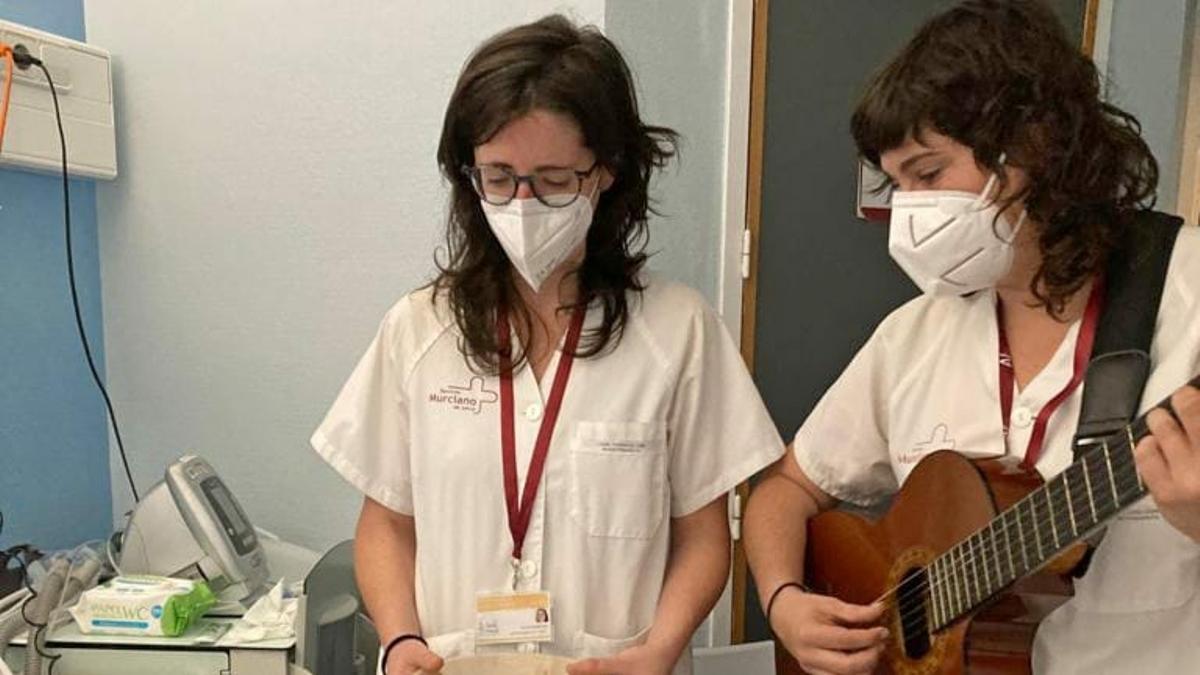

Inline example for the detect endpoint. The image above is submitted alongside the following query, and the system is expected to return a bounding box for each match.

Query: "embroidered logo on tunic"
[428,376,498,415]
[898,423,956,463]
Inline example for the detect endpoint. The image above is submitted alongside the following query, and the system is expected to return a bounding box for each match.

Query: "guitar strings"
[880,438,1147,634]
[869,384,1193,638]
[888,445,1142,621]
[884,426,1143,613]
[889,457,1145,637]
[891,458,1147,641]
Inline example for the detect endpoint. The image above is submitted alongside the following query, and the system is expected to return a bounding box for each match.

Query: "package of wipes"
[70,575,215,637]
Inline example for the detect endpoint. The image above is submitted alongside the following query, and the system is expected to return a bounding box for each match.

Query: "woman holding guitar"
[745,1,1200,673]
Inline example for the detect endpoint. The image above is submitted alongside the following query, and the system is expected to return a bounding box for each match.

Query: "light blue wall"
[0,0,111,550]
[605,0,729,304]
[1105,0,1194,209]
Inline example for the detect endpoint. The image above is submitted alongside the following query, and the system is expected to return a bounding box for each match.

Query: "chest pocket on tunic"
[1071,498,1200,613]
[569,421,667,539]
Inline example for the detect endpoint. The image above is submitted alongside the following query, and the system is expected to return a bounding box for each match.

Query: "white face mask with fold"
[482,185,597,292]
[887,161,1027,296]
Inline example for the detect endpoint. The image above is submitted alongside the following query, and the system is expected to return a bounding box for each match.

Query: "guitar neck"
[927,374,1200,631]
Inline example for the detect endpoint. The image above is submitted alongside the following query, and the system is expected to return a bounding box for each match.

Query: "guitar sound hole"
[896,566,932,660]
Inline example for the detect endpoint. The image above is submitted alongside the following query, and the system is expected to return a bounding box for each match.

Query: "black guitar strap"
[1070,210,1183,576]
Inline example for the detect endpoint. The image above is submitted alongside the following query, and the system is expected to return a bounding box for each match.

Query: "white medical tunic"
[313,277,784,674]
[793,226,1200,674]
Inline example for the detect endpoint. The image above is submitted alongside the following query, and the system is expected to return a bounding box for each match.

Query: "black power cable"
[12,44,139,503]
[0,509,61,674]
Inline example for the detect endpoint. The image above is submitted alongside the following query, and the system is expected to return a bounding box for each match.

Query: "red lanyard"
[497,308,585,562]
[997,276,1104,469]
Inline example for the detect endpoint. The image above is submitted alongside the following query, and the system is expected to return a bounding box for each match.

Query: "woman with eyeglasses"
[311,15,783,675]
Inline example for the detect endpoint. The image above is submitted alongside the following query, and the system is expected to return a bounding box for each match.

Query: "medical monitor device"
[117,455,269,610]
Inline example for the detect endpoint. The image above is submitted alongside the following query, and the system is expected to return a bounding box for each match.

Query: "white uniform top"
[794,226,1200,674]
[312,276,784,674]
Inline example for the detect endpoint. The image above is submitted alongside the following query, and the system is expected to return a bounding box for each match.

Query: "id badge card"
[475,591,553,645]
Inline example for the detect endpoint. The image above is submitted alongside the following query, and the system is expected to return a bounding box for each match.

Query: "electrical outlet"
[0,20,116,180]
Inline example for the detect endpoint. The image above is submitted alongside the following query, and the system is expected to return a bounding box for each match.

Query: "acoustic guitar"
[787,375,1200,675]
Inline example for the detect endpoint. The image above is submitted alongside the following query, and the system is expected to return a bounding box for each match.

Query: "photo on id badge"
[476,591,554,645]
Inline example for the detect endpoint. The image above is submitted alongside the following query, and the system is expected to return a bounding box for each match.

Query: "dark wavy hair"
[433,14,678,374]
[852,0,1159,314]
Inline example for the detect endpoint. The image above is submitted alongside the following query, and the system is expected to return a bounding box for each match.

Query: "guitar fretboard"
[924,417,1150,631]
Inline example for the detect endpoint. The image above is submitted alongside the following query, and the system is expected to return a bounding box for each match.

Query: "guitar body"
[786,451,1086,675]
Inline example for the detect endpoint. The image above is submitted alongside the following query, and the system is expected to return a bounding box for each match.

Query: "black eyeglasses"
[464,162,599,208]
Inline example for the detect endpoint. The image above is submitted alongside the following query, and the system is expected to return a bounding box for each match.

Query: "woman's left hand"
[566,642,678,675]
[1135,383,1200,543]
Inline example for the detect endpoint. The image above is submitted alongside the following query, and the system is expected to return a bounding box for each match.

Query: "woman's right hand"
[770,587,888,675]
[384,640,445,675]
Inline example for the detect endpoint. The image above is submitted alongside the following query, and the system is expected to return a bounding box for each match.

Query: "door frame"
[697,0,759,649]
[717,0,757,330]
[728,0,769,645]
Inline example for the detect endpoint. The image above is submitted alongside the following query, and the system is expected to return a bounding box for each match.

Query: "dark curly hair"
[434,14,678,374]
[852,0,1159,314]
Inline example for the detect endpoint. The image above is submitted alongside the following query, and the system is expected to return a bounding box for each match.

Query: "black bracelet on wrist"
[381,633,429,675]
[765,581,809,629]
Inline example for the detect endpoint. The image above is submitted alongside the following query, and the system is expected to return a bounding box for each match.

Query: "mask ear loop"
[1002,209,1028,244]
[976,151,1026,244]
[580,169,602,208]
[973,152,1008,208]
